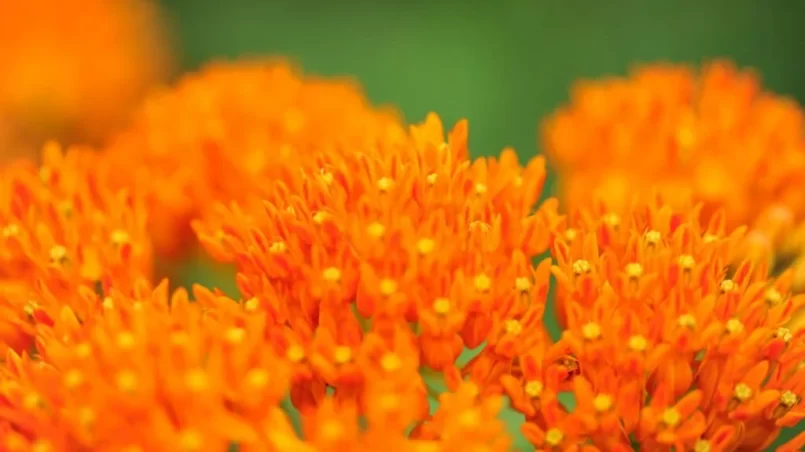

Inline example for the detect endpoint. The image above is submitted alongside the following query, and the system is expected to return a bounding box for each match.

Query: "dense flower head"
[105,60,404,257]
[2,59,805,451]
[543,60,805,277]
[0,0,170,161]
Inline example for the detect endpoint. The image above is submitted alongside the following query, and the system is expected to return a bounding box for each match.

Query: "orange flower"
[543,60,805,270]
[0,0,170,161]
[108,60,404,257]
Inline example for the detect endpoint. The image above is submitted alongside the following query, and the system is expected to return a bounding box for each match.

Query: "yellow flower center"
[458,409,481,427]
[379,278,398,296]
[23,301,38,316]
[661,408,681,427]
[720,279,736,293]
[602,213,620,228]
[765,288,783,306]
[225,327,246,344]
[367,222,385,238]
[677,314,697,329]
[334,346,352,364]
[776,327,793,343]
[23,392,43,410]
[694,440,711,452]
[381,353,402,372]
[564,228,578,243]
[416,238,436,255]
[645,230,661,245]
[625,262,643,279]
[582,322,602,340]
[184,369,209,392]
[572,259,591,275]
[781,390,799,407]
[287,345,305,363]
[733,383,753,402]
[110,229,130,246]
[426,173,438,185]
[102,297,114,310]
[116,331,136,350]
[116,371,137,392]
[474,273,492,292]
[515,277,531,292]
[475,183,488,195]
[377,177,394,192]
[312,211,328,224]
[433,298,451,315]
[319,170,334,185]
[628,335,648,352]
[244,297,260,312]
[63,369,83,389]
[269,241,287,254]
[725,318,744,335]
[702,233,718,244]
[322,267,341,282]
[504,319,523,336]
[524,380,543,398]
[245,368,269,389]
[1,224,19,238]
[49,245,68,264]
[678,254,695,270]
[545,428,564,446]
[593,394,614,412]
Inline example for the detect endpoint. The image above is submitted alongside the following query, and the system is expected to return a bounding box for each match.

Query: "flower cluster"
[1,59,805,451]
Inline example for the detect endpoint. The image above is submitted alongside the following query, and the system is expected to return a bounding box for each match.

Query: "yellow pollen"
[64,369,83,388]
[677,314,697,329]
[416,237,435,254]
[426,173,438,185]
[720,279,736,293]
[515,277,531,292]
[725,318,744,335]
[694,440,712,452]
[781,390,799,407]
[703,233,718,244]
[23,392,42,410]
[320,171,334,185]
[776,327,793,343]
[381,353,402,372]
[625,262,643,279]
[312,211,328,224]
[287,345,305,363]
[23,301,38,316]
[178,429,203,451]
[572,259,591,275]
[504,319,523,336]
[474,273,492,292]
[225,327,246,344]
[765,288,784,306]
[593,394,614,412]
[628,335,648,351]
[582,322,602,340]
[733,383,753,402]
[244,297,259,312]
[184,369,209,392]
[433,298,451,314]
[74,343,91,358]
[602,212,620,228]
[49,245,68,264]
[1,224,19,238]
[380,278,398,296]
[322,267,341,282]
[110,229,130,246]
[678,254,695,270]
[377,177,394,192]
[334,346,352,364]
[116,331,136,349]
[545,428,564,446]
[245,368,269,389]
[564,228,578,243]
[469,220,491,233]
[116,371,137,392]
[661,408,681,427]
[524,380,543,398]
[102,297,114,310]
[367,222,385,238]
[475,183,488,195]
[269,241,287,254]
[645,230,661,245]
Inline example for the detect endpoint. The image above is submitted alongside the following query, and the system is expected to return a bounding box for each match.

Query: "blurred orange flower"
[0,0,171,161]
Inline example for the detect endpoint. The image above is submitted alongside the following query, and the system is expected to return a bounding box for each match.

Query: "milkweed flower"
[543,61,805,274]
[105,60,404,258]
[0,0,171,161]
[0,142,151,356]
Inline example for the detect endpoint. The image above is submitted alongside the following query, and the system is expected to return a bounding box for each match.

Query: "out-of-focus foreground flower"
[105,60,404,258]
[543,61,805,285]
[0,0,171,161]
[1,59,805,451]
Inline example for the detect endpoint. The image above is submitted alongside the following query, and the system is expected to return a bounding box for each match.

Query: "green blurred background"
[159,1,805,449]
